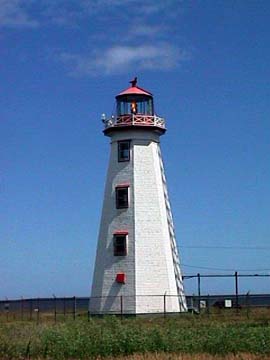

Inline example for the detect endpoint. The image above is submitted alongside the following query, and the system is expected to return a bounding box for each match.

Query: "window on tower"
[113,234,127,256]
[116,186,129,209]
[118,140,130,162]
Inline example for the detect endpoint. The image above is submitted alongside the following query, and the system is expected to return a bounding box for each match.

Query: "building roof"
[116,85,153,98]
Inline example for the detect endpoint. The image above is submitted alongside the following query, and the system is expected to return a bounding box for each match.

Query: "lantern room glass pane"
[116,97,153,116]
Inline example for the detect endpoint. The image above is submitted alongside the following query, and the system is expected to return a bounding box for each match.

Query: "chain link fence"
[1,293,270,322]
[1,273,270,321]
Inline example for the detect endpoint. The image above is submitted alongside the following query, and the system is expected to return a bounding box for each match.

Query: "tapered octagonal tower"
[90,79,186,314]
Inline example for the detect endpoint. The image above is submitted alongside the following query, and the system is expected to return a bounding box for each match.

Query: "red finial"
[129,77,137,87]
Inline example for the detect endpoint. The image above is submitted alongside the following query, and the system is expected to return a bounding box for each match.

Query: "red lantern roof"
[116,77,152,98]
[116,86,152,97]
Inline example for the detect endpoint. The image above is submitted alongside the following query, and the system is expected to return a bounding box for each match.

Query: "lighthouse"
[90,78,187,314]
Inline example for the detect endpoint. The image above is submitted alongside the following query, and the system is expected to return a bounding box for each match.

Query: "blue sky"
[1,0,270,298]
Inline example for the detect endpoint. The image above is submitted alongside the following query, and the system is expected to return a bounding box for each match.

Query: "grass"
[1,312,270,359]
[109,355,270,360]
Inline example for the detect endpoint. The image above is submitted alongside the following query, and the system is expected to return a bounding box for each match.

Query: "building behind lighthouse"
[90,79,186,314]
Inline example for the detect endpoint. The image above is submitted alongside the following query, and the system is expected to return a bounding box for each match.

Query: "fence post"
[246,291,250,319]
[21,296,24,321]
[73,296,76,320]
[197,273,201,313]
[120,295,123,320]
[36,298,40,324]
[235,271,239,313]
[190,295,194,314]
[5,298,9,322]
[63,297,66,321]
[53,295,57,323]
[206,294,210,317]
[30,298,33,321]
[163,293,167,318]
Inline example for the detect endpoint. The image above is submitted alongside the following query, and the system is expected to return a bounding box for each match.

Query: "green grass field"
[1,311,270,359]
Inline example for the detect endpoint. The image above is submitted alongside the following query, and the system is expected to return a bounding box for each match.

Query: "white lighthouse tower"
[90,78,186,314]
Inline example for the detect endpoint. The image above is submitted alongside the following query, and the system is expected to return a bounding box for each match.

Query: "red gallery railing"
[104,114,166,129]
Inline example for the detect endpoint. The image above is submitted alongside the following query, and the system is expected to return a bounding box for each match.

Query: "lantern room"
[116,77,154,116]
[103,77,166,133]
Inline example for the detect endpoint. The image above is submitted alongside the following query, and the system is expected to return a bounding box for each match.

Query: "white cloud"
[59,44,189,76]
[0,0,38,28]
[0,0,190,77]
[0,0,181,29]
